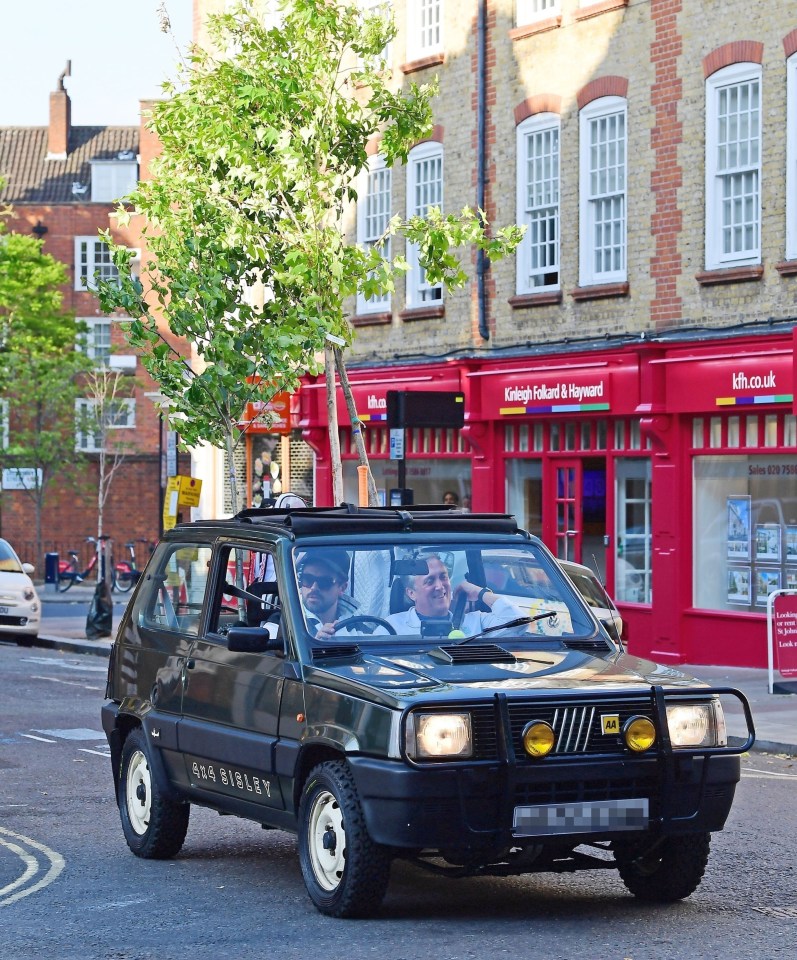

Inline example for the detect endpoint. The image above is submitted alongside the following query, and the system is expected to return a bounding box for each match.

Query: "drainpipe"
[476,0,489,341]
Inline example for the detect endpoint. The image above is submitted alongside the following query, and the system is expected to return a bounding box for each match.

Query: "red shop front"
[298,362,473,508]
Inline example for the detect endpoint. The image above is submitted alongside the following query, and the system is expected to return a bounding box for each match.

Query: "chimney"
[47,60,72,160]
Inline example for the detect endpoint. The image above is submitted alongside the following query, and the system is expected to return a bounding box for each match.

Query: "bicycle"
[113,539,155,593]
[56,536,111,593]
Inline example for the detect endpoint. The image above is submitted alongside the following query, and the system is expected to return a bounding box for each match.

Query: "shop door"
[551,460,582,562]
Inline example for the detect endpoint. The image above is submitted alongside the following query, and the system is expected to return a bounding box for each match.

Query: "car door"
[177,542,289,812]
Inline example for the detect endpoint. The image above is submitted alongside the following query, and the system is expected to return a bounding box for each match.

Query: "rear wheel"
[56,567,74,593]
[615,832,711,901]
[114,569,134,593]
[298,760,391,918]
[118,727,189,859]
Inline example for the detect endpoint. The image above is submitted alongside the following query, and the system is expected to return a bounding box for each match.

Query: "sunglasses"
[299,573,338,590]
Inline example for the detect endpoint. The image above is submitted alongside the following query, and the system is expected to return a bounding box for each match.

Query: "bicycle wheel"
[56,566,75,593]
[115,569,134,593]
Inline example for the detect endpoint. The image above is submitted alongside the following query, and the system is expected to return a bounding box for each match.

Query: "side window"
[138,543,213,635]
[209,545,280,638]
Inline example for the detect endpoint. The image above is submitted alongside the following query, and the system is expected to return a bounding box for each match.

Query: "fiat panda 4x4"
[102,505,754,918]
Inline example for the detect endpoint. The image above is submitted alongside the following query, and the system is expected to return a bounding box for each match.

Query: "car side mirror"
[227,625,282,654]
[22,562,35,575]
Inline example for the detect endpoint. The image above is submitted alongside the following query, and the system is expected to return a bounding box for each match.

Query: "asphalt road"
[1,642,795,960]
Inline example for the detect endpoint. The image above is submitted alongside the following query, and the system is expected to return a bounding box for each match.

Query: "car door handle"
[186,658,196,670]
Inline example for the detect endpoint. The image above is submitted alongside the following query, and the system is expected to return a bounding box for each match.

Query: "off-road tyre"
[118,727,189,859]
[298,760,391,918]
[15,635,36,648]
[615,831,711,902]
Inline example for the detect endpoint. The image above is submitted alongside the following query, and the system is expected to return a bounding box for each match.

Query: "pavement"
[32,583,797,757]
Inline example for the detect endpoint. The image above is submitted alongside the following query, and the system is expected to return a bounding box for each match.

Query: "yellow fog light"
[623,716,656,753]
[522,721,555,758]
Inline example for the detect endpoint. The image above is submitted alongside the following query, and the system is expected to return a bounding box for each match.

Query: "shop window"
[746,416,759,446]
[614,421,625,450]
[580,422,591,449]
[692,418,704,447]
[516,113,560,293]
[595,420,607,450]
[786,415,797,447]
[693,455,797,613]
[343,456,469,507]
[705,63,762,270]
[727,416,740,447]
[709,416,722,448]
[579,96,627,286]
[615,458,651,604]
[356,154,392,314]
[518,424,529,452]
[506,459,543,537]
[764,415,778,447]
[550,423,560,450]
[564,421,576,450]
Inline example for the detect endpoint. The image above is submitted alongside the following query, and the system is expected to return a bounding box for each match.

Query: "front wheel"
[298,760,391,918]
[56,571,74,593]
[118,727,189,859]
[615,832,711,901]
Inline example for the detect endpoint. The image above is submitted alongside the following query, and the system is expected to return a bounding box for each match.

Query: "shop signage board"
[240,389,293,434]
[663,352,794,414]
[1,467,42,490]
[475,364,633,418]
[767,589,797,694]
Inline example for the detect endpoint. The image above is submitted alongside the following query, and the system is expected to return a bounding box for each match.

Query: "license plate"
[513,798,649,836]
[0,606,9,615]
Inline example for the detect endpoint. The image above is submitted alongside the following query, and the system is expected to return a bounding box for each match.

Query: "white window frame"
[359,0,392,69]
[516,0,559,27]
[705,62,762,270]
[406,140,444,307]
[407,0,443,62]
[356,154,392,315]
[787,54,797,261]
[74,237,120,291]
[516,113,560,294]
[77,318,112,366]
[579,96,627,287]
[75,397,136,452]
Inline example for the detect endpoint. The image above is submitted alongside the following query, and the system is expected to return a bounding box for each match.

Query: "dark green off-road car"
[102,505,754,917]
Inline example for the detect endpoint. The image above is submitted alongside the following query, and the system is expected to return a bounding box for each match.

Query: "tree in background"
[0,192,91,564]
[99,0,522,510]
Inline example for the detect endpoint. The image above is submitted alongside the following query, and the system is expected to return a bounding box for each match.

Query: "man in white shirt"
[386,555,523,637]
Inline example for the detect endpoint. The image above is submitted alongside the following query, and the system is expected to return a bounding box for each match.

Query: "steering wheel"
[332,615,397,636]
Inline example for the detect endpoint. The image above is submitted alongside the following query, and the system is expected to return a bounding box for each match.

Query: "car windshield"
[0,540,24,574]
[291,540,596,644]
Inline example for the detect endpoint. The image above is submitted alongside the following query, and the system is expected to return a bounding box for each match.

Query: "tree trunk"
[225,428,241,515]
[334,347,378,506]
[325,346,343,505]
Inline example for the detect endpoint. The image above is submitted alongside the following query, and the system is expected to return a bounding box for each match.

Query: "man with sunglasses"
[297,549,359,640]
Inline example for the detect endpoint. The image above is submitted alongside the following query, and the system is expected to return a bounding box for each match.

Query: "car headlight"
[666,701,727,748]
[406,712,472,759]
[23,588,35,601]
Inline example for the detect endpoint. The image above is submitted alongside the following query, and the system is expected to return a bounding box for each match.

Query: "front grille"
[0,615,27,626]
[515,776,660,817]
[508,699,656,757]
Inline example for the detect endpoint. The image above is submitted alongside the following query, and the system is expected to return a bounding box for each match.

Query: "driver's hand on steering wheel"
[314,620,339,640]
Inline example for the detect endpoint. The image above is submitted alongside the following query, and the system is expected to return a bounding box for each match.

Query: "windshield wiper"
[457,610,558,645]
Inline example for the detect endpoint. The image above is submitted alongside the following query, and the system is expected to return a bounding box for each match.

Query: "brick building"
[194,1,797,668]
[0,72,188,571]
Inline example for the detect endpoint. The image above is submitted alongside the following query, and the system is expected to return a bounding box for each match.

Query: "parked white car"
[559,559,625,645]
[0,539,41,646]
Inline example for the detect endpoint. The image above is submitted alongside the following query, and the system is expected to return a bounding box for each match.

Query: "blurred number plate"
[513,798,649,836]
[0,607,9,615]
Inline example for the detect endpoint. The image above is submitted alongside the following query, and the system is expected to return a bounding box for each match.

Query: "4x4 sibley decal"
[189,756,272,800]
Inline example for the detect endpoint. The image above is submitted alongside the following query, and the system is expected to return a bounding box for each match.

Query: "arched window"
[705,62,762,270]
[356,154,392,315]
[516,113,560,293]
[579,96,627,286]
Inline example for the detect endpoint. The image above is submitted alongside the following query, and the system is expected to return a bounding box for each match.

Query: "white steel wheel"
[307,788,346,891]
[125,749,152,836]
[117,727,189,859]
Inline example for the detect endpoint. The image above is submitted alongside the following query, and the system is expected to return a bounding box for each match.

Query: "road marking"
[22,657,107,674]
[0,827,65,907]
[19,734,57,744]
[30,676,102,691]
[741,770,797,780]
[33,728,105,741]
[78,748,111,758]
